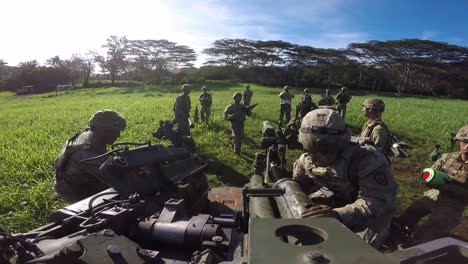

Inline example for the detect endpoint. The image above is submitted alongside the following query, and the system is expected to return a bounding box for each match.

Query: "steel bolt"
[107,244,122,255]
[212,236,223,242]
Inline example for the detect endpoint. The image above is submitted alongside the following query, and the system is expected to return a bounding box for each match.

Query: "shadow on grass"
[207,160,249,187]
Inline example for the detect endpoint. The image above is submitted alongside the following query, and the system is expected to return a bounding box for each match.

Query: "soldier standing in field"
[360,98,392,155]
[54,110,126,203]
[293,109,397,248]
[278,85,294,124]
[224,92,252,154]
[295,88,317,121]
[243,84,253,107]
[199,86,212,123]
[335,87,352,120]
[396,125,468,246]
[173,84,192,136]
[318,89,336,106]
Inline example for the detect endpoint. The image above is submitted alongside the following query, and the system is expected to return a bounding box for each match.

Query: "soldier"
[54,110,126,203]
[335,87,352,120]
[199,86,212,123]
[296,88,317,121]
[224,92,251,154]
[293,109,397,247]
[173,84,192,136]
[243,84,253,106]
[396,125,468,246]
[360,98,392,155]
[318,89,336,106]
[278,85,294,124]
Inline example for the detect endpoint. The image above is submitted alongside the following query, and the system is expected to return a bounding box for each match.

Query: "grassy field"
[0,82,467,236]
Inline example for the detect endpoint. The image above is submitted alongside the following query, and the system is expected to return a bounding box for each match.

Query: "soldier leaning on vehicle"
[54,110,126,203]
[293,109,397,248]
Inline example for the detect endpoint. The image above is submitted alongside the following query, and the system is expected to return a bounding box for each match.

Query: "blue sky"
[1,0,467,66]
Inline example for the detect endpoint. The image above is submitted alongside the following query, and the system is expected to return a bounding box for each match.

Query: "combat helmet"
[455,125,468,142]
[362,98,385,112]
[89,109,126,131]
[341,87,347,92]
[298,109,350,154]
[181,84,191,92]
[303,88,310,94]
[201,86,207,91]
[284,85,289,91]
[233,92,242,99]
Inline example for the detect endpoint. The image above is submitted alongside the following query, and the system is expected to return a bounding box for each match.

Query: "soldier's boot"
[396,196,434,230]
[234,138,241,155]
[200,111,205,122]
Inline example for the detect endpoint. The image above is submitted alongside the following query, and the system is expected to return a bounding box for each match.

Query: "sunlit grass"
[0,84,466,233]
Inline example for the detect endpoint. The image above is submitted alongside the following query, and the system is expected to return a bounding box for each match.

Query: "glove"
[301,204,341,221]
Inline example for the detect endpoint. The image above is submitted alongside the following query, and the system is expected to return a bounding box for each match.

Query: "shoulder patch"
[374,172,388,185]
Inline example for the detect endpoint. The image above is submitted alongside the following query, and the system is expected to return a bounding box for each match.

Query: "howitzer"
[2,131,468,263]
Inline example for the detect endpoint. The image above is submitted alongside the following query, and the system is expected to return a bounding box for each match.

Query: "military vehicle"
[1,122,467,263]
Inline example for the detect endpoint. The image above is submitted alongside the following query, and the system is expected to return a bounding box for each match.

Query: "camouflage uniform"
[174,85,191,136]
[243,85,253,107]
[318,90,336,106]
[199,88,212,123]
[279,86,294,124]
[293,109,397,248]
[397,126,468,245]
[335,87,352,120]
[296,89,317,120]
[224,93,250,154]
[360,118,392,155]
[54,110,126,203]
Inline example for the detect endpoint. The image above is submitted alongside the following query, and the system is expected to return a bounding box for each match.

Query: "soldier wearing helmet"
[199,86,212,123]
[278,85,294,124]
[396,125,468,246]
[243,84,253,107]
[335,87,352,120]
[295,88,317,121]
[224,92,252,154]
[293,109,397,247]
[54,110,126,203]
[173,84,192,136]
[360,98,392,155]
[318,89,336,106]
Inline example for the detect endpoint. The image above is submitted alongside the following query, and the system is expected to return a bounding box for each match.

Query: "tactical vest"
[361,120,392,155]
[304,143,382,206]
[55,131,84,181]
[438,153,468,184]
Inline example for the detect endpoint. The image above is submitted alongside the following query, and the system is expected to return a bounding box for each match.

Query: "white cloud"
[421,31,438,40]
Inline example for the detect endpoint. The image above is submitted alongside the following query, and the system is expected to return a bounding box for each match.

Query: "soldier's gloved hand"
[301,205,342,221]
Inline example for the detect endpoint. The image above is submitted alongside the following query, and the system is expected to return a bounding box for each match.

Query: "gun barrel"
[246,175,277,219]
[274,179,314,218]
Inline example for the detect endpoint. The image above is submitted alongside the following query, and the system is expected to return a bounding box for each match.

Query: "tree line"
[1,36,467,98]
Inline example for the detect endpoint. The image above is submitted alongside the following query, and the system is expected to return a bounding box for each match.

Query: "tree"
[94,36,129,84]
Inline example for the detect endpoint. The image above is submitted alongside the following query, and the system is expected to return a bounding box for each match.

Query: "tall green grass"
[0,84,466,233]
